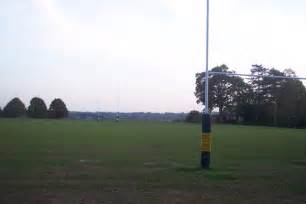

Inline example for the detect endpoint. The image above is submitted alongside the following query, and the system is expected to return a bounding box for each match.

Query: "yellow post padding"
[201,133,212,152]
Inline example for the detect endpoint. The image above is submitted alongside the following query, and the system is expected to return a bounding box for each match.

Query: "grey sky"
[1,0,306,112]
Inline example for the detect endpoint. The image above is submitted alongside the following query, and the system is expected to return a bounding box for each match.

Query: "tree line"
[190,64,306,128]
[0,97,68,119]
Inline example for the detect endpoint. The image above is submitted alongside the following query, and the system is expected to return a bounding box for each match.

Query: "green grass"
[0,119,306,203]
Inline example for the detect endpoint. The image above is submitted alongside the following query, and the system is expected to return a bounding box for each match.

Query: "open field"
[0,119,306,204]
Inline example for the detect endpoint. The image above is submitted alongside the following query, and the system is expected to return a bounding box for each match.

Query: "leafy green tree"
[277,79,306,127]
[195,64,306,128]
[262,68,286,125]
[254,68,306,127]
[48,98,68,119]
[265,69,286,101]
[298,94,306,127]
[27,97,48,118]
[185,110,202,123]
[250,64,269,105]
[246,66,294,125]
[239,66,306,127]
[230,75,254,111]
[0,107,2,117]
[195,65,248,119]
[3,98,26,118]
[196,65,232,112]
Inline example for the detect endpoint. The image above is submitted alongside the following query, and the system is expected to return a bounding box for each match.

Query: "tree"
[195,65,248,120]
[234,66,306,127]
[48,98,68,119]
[262,68,286,125]
[250,64,269,105]
[3,98,26,118]
[27,97,48,118]
[185,110,202,123]
[247,65,291,125]
[194,64,306,128]
[277,79,306,127]
[196,65,232,112]
[0,107,2,117]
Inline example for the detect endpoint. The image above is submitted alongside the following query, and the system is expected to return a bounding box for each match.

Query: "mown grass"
[0,119,306,203]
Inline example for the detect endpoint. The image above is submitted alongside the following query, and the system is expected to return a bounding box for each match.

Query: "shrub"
[27,97,48,118]
[3,98,26,118]
[48,98,68,119]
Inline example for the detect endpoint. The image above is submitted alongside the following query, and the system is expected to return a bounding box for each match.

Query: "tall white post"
[204,0,210,114]
[201,0,211,169]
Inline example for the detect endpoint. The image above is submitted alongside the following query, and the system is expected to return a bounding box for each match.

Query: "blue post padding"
[202,114,211,133]
[201,152,210,169]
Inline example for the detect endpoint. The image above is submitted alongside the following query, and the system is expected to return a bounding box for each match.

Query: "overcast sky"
[1,0,306,112]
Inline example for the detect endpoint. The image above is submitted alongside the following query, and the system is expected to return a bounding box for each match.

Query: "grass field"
[0,119,306,204]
